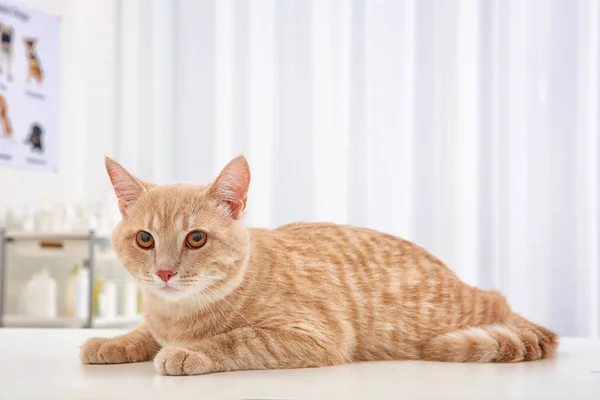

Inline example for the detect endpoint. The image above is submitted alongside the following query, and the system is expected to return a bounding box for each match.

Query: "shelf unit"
[0,229,135,329]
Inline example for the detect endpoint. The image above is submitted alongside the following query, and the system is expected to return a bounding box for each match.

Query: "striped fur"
[80,156,558,375]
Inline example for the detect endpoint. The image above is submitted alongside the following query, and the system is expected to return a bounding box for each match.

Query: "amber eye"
[135,231,155,249]
[186,230,207,249]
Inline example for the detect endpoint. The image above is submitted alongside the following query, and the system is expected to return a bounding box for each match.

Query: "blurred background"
[0,0,598,337]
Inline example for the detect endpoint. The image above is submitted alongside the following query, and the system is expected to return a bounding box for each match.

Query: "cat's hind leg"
[420,316,558,363]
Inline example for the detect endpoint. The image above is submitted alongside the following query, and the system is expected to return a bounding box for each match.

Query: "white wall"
[127,0,597,338]
[0,0,118,211]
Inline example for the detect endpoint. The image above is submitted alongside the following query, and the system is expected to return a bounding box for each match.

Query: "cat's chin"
[158,286,181,294]
[148,285,194,301]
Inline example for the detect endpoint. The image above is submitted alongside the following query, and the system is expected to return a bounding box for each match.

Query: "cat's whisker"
[191,291,225,331]
[198,290,231,326]
[178,275,219,280]
[203,286,256,328]
[176,276,220,285]
[205,294,228,321]
[177,280,219,286]
[192,291,213,320]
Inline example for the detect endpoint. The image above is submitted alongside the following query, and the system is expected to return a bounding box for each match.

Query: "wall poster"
[0,1,59,172]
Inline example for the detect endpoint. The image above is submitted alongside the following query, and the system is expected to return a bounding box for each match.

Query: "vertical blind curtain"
[115,0,600,337]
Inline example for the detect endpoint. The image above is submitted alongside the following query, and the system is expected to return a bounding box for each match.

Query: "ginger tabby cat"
[81,155,558,375]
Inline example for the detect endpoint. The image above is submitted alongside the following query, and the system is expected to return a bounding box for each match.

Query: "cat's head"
[105,155,251,301]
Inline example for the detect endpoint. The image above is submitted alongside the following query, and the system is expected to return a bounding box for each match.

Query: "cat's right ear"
[104,156,146,216]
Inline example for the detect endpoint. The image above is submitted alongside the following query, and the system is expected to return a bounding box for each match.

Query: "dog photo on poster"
[0,0,59,172]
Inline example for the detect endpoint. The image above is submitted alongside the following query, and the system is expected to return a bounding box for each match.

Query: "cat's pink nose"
[156,270,176,282]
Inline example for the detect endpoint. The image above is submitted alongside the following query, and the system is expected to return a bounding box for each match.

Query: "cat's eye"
[186,230,207,249]
[135,231,155,249]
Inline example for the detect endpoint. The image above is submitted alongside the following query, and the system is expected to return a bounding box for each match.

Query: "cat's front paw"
[80,337,150,364]
[154,346,213,376]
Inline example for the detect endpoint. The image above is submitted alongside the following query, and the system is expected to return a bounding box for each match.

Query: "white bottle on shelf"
[64,264,79,317]
[25,267,57,318]
[39,268,57,318]
[123,281,138,317]
[22,276,35,315]
[99,281,117,319]
[75,267,91,320]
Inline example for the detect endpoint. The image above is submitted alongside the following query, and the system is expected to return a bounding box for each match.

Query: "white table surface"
[0,329,598,400]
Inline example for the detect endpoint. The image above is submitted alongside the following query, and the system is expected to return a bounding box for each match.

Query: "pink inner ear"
[105,158,144,215]
[224,199,245,219]
[212,156,250,219]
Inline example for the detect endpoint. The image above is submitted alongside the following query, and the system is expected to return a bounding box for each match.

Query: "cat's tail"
[421,314,558,362]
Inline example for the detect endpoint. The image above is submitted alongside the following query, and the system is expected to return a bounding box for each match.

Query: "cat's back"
[253,221,397,254]
[272,221,400,243]
[249,221,444,275]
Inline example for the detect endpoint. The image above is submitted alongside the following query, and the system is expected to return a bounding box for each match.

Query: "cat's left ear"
[105,156,147,216]
[209,155,250,220]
